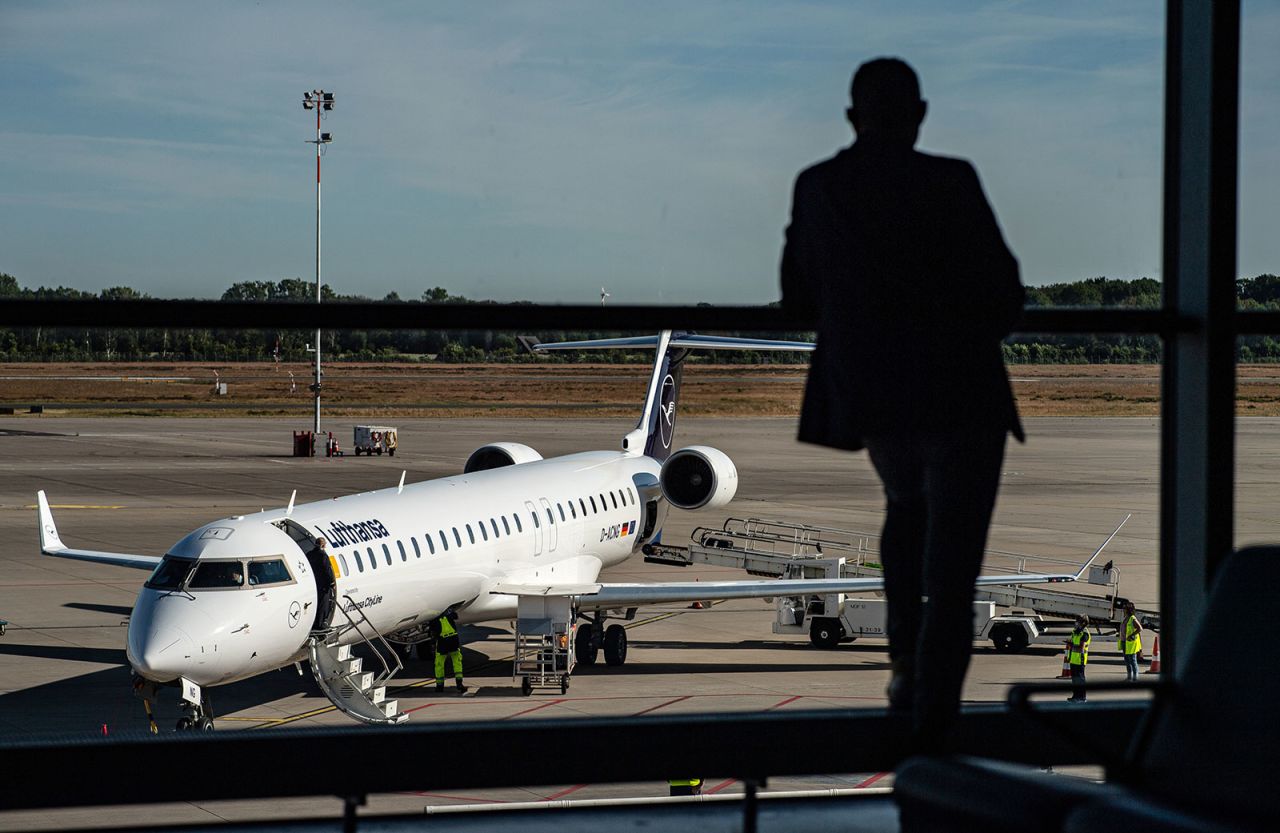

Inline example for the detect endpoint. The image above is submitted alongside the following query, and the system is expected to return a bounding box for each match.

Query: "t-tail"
[531,331,814,461]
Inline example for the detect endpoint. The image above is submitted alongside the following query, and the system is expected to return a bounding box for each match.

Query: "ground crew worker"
[668,778,703,796]
[428,611,466,694]
[1067,615,1091,703]
[1119,602,1144,681]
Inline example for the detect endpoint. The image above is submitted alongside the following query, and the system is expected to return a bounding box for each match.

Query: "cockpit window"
[248,559,292,586]
[189,561,245,589]
[146,556,196,590]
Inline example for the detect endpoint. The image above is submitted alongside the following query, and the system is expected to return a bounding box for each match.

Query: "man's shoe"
[455,680,468,695]
[435,682,445,693]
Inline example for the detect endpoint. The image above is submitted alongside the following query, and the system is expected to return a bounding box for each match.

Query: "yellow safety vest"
[438,616,457,638]
[1119,615,1142,655]
[1068,629,1090,666]
[668,779,702,787]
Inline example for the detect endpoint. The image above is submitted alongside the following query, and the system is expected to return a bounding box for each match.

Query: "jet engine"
[659,446,738,510]
[464,442,543,474]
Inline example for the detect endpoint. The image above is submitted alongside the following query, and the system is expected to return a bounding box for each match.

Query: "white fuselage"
[127,450,662,688]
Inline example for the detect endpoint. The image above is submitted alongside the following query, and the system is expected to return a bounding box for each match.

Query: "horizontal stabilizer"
[37,491,162,572]
[533,334,814,353]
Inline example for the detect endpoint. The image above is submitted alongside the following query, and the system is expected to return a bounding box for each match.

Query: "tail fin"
[638,331,687,462]
[532,331,813,459]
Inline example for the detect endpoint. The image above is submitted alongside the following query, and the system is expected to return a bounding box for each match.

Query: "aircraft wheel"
[560,675,570,694]
[575,624,598,665]
[521,677,533,696]
[196,717,214,731]
[990,625,1029,654]
[603,624,628,666]
[175,717,192,732]
[809,619,843,649]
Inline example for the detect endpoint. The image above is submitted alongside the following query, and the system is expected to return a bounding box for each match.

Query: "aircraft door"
[524,500,543,557]
[274,520,338,631]
[538,497,558,553]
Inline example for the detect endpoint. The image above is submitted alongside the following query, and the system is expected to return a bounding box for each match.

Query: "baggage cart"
[513,595,575,695]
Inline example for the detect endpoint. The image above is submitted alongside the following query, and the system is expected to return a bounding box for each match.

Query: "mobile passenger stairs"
[644,517,1157,651]
[308,595,408,724]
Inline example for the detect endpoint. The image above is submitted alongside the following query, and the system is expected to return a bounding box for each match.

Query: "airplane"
[36,330,1120,731]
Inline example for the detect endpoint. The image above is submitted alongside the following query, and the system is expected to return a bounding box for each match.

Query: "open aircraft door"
[273,519,338,631]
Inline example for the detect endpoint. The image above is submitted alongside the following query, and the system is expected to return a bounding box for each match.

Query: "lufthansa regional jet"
[37,331,1104,730]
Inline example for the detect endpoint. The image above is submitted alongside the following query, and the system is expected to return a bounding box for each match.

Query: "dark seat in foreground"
[894,546,1280,833]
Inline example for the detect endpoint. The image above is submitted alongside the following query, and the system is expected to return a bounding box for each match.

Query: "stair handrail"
[335,594,403,684]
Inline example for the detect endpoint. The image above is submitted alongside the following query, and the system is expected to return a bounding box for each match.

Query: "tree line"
[1,272,1278,363]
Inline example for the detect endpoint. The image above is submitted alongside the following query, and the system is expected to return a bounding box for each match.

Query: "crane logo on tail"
[658,374,676,449]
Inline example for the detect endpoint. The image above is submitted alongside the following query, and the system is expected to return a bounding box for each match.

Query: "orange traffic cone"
[1144,635,1161,674]
[1058,648,1072,678]
[688,578,707,609]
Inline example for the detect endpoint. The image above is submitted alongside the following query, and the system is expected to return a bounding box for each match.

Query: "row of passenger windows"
[332,486,639,577]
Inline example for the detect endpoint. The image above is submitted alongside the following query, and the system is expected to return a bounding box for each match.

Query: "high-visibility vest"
[438,616,457,638]
[1119,615,1142,655]
[1068,629,1090,666]
[668,779,702,787]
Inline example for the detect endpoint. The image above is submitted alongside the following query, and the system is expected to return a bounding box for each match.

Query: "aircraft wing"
[573,571,1083,610]
[36,491,162,571]
[493,570,1079,611]
[492,516,1130,610]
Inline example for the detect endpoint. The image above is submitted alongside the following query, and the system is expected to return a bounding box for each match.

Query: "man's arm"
[949,161,1024,339]
[780,171,820,318]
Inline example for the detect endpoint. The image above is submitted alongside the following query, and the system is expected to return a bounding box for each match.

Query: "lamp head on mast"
[302,90,334,111]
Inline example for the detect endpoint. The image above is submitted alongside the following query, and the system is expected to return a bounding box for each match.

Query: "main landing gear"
[574,616,628,667]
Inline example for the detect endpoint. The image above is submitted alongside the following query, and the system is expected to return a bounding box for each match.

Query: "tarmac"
[1,415,1275,829]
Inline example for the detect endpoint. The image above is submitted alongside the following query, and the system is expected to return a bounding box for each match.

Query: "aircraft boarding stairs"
[644,517,1152,628]
[308,595,408,725]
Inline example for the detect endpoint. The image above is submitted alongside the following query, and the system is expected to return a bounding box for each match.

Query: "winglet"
[1074,514,1131,580]
[286,489,297,517]
[36,490,66,553]
[398,471,406,494]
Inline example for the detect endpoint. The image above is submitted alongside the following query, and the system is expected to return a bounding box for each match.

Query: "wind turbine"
[600,287,611,306]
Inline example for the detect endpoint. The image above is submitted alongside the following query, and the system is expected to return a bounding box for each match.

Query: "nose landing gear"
[133,673,216,732]
[175,691,216,732]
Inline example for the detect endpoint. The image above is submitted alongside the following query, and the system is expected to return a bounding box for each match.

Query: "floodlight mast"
[302,90,334,437]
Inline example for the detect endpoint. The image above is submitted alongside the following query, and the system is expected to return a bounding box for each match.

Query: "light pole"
[302,89,334,439]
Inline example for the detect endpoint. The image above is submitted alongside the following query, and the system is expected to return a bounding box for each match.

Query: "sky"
[0,1,1276,304]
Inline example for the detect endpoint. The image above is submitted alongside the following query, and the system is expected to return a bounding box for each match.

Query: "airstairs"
[308,595,408,725]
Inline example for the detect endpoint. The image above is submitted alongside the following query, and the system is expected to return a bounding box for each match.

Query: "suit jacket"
[781,137,1025,451]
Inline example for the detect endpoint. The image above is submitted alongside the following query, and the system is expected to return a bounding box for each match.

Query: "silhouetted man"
[781,58,1024,749]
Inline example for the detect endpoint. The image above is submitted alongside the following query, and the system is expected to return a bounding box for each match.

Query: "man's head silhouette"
[846,57,927,146]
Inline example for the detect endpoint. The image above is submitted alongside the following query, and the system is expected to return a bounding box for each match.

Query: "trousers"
[864,427,1007,742]
[435,648,463,681]
[1070,665,1087,701]
[1124,652,1139,681]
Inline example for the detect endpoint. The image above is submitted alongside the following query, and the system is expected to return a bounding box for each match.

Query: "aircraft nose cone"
[132,627,195,682]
